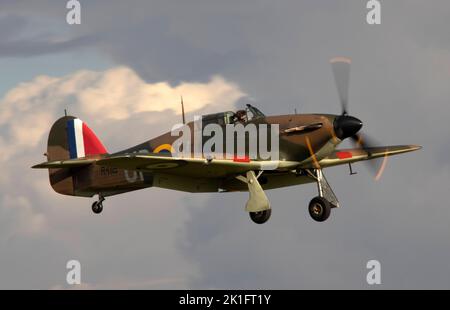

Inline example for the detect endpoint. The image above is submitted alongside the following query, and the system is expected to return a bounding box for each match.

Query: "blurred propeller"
[330,57,386,180]
[350,132,377,155]
[350,133,383,177]
[330,57,351,115]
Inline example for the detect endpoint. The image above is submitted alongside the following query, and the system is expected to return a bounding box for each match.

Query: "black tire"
[308,197,331,222]
[92,201,103,214]
[249,209,272,224]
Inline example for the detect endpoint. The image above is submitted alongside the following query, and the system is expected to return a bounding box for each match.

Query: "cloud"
[0,195,47,239]
[76,67,245,120]
[0,66,243,289]
[0,35,98,58]
[0,12,98,58]
[0,66,245,160]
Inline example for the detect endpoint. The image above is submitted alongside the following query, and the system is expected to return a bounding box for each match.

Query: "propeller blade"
[350,132,377,152]
[305,137,321,169]
[330,57,351,115]
[374,153,389,181]
[350,133,387,180]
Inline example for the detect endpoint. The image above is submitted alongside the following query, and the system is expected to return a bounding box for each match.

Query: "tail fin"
[66,118,108,159]
[46,116,108,196]
[48,116,108,161]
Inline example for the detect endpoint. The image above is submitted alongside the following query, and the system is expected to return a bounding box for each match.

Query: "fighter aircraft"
[32,58,420,224]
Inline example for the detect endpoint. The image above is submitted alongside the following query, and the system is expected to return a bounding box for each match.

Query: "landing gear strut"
[91,194,105,214]
[306,169,339,222]
[236,171,272,224]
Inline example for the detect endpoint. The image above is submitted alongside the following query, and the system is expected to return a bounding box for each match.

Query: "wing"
[32,145,421,177]
[96,154,299,178]
[32,152,299,178]
[315,145,421,168]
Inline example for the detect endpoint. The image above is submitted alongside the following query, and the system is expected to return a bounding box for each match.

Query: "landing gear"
[91,201,103,214]
[306,169,339,222]
[235,169,339,224]
[308,197,331,222]
[249,209,272,224]
[236,171,272,224]
[91,194,105,214]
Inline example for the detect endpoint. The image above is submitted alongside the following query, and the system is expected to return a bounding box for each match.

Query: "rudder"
[47,116,108,195]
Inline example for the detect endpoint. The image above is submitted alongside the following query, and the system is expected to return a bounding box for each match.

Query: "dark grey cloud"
[0,0,449,289]
[0,13,98,58]
[0,34,98,57]
[0,15,29,40]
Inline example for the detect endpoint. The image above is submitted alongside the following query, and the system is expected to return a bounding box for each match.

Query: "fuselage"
[50,112,348,197]
[117,113,342,163]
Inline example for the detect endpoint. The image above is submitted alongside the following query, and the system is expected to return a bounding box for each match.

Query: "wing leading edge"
[315,145,421,168]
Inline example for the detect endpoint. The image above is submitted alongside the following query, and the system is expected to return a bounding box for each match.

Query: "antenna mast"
[181,96,186,124]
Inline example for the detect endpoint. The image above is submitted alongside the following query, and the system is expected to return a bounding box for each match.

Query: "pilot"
[234,110,247,123]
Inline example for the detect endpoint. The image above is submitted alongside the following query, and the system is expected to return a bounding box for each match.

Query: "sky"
[0,0,449,289]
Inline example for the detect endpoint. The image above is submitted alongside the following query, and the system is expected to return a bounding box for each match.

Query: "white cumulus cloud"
[0,66,245,161]
[0,67,245,240]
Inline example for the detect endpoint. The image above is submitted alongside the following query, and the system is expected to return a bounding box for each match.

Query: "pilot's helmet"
[235,110,247,120]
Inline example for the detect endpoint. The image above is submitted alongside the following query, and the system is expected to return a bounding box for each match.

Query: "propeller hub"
[334,115,363,140]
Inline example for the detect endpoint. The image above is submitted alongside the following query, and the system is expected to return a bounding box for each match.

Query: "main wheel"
[308,197,331,222]
[249,209,272,224]
[91,201,103,214]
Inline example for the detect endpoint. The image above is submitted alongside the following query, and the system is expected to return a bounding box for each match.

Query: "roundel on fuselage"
[153,143,174,154]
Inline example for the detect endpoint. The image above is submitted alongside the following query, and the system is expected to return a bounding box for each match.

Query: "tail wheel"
[92,201,103,214]
[308,197,331,222]
[249,209,271,224]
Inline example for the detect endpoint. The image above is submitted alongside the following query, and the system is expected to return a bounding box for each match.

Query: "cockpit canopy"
[201,104,265,126]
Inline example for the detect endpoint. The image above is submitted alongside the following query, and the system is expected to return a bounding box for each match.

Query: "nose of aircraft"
[333,115,363,140]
